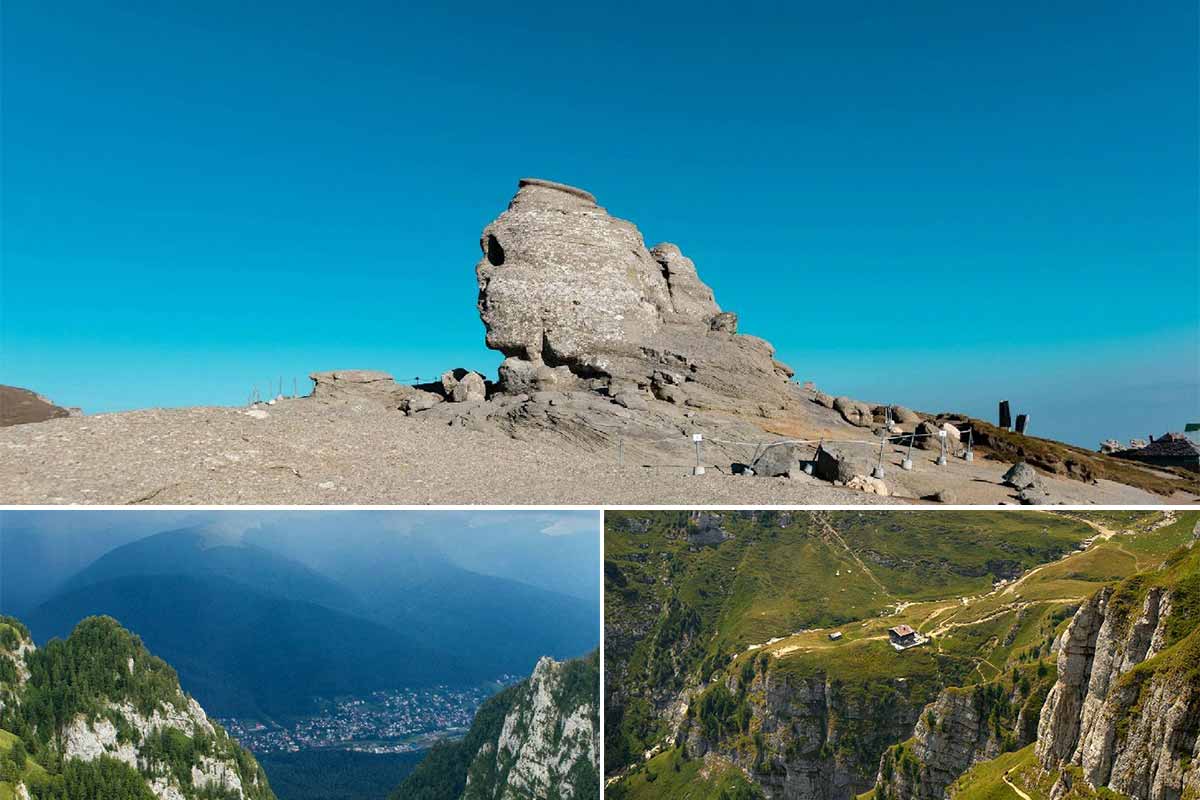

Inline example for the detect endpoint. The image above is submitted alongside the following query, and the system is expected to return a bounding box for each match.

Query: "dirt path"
[1003,771,1033,800]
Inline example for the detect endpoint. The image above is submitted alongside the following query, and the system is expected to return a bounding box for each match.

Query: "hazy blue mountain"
[24,573,462,720]
[244,524,600,670]
[60,525,358,612]
[0,521,159,616]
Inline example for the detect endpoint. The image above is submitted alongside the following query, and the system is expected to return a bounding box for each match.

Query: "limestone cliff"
[0,615,274,800]
[1035,547,1200,800]
[462,654,599,800]
[679,660,934,800]
[872,667,1054,800]
[392,650,599,800]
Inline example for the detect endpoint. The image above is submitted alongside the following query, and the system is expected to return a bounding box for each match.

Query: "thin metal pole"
[873,431,886,479]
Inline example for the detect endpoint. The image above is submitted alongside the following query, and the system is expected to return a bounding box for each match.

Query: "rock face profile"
[475,178,796,413]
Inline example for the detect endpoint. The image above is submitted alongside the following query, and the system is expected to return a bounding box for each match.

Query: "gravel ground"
[0,399,1182,506]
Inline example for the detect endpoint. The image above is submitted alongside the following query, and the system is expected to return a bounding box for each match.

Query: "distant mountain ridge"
[16,522,599,722]
[25,573,455,719]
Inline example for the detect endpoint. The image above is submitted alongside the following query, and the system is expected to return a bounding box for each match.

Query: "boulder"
[914,419,944,451]
[440,368,471,397]
[933,489,956,504]
[475,178,797,413]
[833,396,873,428]
[750,443,804,478]
[1001,462,1041,490]
[1018,486,1053,505]
[813,444,872,484]
[1099,439,1123,454]
[847,475,889,496]
[450,372,486,403]
[941,421,961,443]
[402,391,442,414]
[812,391,835,409]
[891,405,920,424]
[310,370,406,408]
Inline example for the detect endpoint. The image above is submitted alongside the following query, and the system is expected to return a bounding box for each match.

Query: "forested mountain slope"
[0,614,275,800]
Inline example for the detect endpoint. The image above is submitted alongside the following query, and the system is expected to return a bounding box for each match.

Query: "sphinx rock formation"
[475,178,797,414]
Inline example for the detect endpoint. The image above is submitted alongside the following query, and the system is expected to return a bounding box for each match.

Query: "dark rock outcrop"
[814,444,871,484]
[0,385,77,427]
[751,443,805,478]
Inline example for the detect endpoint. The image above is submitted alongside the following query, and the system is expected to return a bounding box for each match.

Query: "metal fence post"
[873,431,886,479]
[937,430,948,466]
[692,433,705,476]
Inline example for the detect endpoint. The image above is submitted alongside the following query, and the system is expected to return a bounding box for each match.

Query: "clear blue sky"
[3,1,1196,447]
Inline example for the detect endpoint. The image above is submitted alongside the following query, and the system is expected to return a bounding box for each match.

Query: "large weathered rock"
[834,396,874,428]
[475,178,798,413]
[1001,462,1040,489]
[914,420,944,451]
[813,444,872,484]
[450,372,486,403]
[750,443,804,478]
[311,369,444,414]
[310,370,403,407]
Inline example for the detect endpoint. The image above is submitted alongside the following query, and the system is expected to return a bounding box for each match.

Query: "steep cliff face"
[0,615,274,800]
[393,651,599,800]
[872,666,1054,800]
[1035,547,1200,800]
[462,654,599,800]
[679,660,934,800]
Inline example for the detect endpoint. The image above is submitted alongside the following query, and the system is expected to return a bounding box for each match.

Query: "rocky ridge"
[681,664,932,800]
[463,654,599,800]
[0,615,274,800]
[1034,552,1200,800]
[392,650,599,800]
